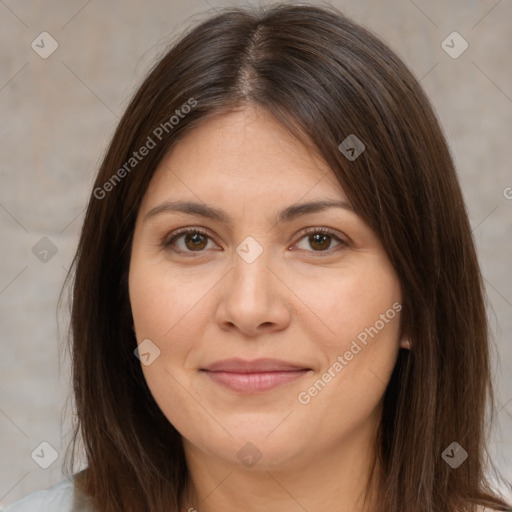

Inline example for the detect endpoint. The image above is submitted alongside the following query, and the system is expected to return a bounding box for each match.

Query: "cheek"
[129,259,209,340]
[140,362,211,445]
[294,256,402,416]
[288,257,402,352]
[129,262,208,435]
[129,258,217,396]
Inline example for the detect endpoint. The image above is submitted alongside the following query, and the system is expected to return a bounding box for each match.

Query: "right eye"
[164,227,219,256]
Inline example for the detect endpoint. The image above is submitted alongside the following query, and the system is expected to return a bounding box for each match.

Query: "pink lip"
[200,358,311,393]
[203,370,310,393]
[202,357,310,373]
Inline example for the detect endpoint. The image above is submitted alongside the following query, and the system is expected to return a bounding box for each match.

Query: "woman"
[6,3,511,511]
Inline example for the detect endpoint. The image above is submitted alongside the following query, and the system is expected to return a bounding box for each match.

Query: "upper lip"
[201,358,311,373]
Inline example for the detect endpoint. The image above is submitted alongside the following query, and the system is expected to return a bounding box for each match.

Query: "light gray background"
[1,0,511,508]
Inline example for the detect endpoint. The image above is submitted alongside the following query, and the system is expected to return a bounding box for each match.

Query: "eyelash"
[163,226,348,257]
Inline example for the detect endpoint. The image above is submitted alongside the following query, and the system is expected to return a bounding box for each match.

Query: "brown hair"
[61,3,512,511]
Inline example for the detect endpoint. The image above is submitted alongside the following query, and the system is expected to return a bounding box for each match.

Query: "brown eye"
[164,226,347,257]
[165,228,216,254]
[182,232,209,251]
[308,233,332,251]
[294,228,346,254]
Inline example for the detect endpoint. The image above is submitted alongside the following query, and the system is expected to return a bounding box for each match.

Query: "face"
[129,105,405,471]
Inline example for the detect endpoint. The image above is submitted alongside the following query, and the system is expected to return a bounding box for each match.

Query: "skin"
[129,105,408,512]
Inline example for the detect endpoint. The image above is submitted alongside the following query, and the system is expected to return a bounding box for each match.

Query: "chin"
[188,421,315,471]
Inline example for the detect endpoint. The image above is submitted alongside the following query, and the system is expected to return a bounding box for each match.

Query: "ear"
[400,339,412,350]
[398,319,412,350]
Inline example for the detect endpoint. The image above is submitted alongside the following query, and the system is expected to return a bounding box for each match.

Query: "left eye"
[164,227,346,255]
[294,228,346,253]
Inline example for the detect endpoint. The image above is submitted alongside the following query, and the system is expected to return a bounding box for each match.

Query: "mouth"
[200,358,312,393]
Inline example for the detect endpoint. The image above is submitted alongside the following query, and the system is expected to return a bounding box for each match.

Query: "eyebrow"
[144,199,355,226]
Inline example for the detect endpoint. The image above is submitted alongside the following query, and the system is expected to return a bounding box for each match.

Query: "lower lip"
[202,370,310,393]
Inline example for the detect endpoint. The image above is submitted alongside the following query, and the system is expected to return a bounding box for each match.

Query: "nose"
[214,245,291,337]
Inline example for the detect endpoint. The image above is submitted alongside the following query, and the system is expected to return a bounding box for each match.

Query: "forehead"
[142,106,346,206]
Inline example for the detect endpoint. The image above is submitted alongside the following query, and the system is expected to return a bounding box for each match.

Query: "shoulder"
[475,507,511,512]
[3,478,75,512]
